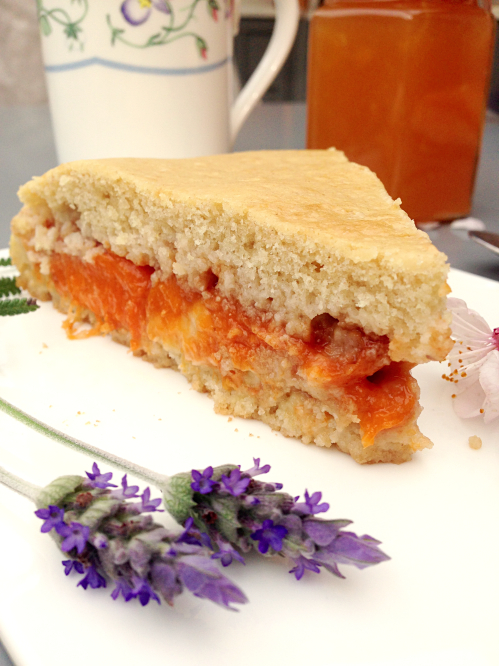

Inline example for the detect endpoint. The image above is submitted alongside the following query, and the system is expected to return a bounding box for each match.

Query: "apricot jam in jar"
[306,0,496,222]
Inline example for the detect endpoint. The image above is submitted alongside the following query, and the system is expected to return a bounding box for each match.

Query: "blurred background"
[1,0,498,107]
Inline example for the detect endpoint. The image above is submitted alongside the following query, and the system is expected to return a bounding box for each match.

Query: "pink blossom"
[444,297,499,423]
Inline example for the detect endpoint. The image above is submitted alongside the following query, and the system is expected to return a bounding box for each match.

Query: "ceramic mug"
[36,0,300,163]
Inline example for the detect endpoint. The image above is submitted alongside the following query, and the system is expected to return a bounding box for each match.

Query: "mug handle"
[230,0,300,144]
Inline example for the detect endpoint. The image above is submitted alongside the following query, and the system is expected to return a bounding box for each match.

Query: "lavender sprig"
[163,460,390,580]
[35,466,247,609]
[0,397,390,582]
[1,463,247,611]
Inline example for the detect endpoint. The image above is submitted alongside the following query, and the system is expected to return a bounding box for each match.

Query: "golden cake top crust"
[13,149,452,364]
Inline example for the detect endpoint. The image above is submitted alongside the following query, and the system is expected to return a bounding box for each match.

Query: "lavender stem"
[0,396,168,488]
[0,464,40,503]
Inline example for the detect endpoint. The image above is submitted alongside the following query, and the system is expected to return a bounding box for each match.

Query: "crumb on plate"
[469,435,482,450]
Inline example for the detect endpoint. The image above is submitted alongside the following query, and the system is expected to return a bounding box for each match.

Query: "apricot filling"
[51,251,153,351]
[49,249,416,446]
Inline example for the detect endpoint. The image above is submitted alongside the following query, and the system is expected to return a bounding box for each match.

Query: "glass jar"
[306,0,496,222]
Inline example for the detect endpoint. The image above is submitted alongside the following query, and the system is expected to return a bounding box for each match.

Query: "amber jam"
[50,249,416,446]
[307,0,496,222]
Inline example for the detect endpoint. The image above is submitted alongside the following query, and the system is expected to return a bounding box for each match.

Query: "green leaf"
[39,15,52,36]
[0,298,39,316]
[64,22,82,40]
[79,497,120,530]
[0,257,12,266]
[0,277,21,298]
[162,472,195,523]
[36,475,84,509]
[211,495,241,543]
[107,15,124,46]
[147,33,163,46]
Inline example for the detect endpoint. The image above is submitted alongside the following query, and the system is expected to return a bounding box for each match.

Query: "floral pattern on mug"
[36,0,89,50]
[121,0,171,26]
[107,0,221,58]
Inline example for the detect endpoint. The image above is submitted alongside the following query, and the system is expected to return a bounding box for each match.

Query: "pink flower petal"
[452,381,485,419]
[451,370,482,396]
[479,351,499,423]
[445,298,499,423]
[447,297,493,343]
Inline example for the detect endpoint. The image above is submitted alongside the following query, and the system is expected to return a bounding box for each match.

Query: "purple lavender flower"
[131,577,161,606]
[243,457,271,477]
[177,555,248,609]
[139,487,163,513]
[251,519,288,554]
[150,561,181,605]
[220,468,250,496]
[191,466,217,495]
[110,475,140,500]
[211,539,245,567]
[164,459,390,583]
[313,532,390,577]
[85,463,117,489]
[293,490,329,516]
[36,464,247,611]
[78,566,107,590]
[176,517,212,548]
[62,559,84,576]
[288,555,321,581]
[301,518,349,547]
[35,505,65,533]
[56,521,90,555]
[111,579,135,602]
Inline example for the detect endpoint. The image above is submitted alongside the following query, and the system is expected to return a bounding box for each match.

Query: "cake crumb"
[249,433,253,437]
[234,428,238,432]
[228,417,233,422]
[85,421,91,425]
[42,343,48,349]
[469,435,482,450]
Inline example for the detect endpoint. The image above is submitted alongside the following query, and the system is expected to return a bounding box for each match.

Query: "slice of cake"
[10,150,452,464]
